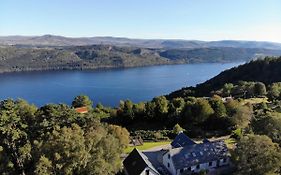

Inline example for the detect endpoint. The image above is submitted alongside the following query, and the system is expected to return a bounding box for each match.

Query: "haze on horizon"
[1,0,281,42]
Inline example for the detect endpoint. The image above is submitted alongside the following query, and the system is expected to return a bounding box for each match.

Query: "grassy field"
[124,141,170,154]
[242,97,268,105]
[224,138,236,150]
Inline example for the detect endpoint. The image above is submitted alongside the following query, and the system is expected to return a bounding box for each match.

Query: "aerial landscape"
[1,0,281,175]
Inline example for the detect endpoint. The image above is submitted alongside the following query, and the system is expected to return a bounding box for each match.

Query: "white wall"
[163,152,230,175]
[218,157,229,166]
[140,167,159,175]
[175,160,220,174]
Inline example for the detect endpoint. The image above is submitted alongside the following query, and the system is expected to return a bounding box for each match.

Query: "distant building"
[123,148,160,175]
[74,106,88,114]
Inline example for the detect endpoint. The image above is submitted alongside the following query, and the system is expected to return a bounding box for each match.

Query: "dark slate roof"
[171,132,196,148]
[123,148,159,175]
[170,140,229,169]
[203,138,210,143]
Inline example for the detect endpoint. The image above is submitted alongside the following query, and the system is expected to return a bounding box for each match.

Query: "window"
[223,158,227,163]
[132,161,136,166]
[180,169,183,173]
[188,167,191,171]
[168,163,170,168]
[145,169,150,175]
[209,162,212,166]
[196,164,200,169]
[168,154,170,159]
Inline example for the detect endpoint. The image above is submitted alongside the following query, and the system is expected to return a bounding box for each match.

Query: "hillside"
[1,35,281,50]
[168,56,281,98]
[1,45,281,73]
[0,45,170,73]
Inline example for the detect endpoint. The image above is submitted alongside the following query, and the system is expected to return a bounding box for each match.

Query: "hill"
[1,45,281,73]
[0,45,170,73]
[1,35,281,50]
[168,56,281,98]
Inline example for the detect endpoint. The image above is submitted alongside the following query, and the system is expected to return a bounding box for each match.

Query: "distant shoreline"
[0,61,245,75]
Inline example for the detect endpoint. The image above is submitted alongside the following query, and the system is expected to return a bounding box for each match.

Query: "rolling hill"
[1,35,281,50]
[1,45,281,73]
[168,56,281,98]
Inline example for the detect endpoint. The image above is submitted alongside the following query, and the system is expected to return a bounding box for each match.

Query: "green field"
[242,97,268,105]
[124,141,170,153]
[225,138,236,150]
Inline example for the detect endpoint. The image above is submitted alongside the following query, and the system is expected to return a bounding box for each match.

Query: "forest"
[1,57,281,174]
[1,45,281,73]
[169,56,281,98]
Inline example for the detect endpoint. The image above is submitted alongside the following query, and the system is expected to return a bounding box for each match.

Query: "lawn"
[242,97,268,105]
[224,138,236,150]
[124,141,170,154]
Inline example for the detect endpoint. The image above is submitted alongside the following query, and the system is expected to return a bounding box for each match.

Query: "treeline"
[160,47,281,63]
[231,98,281,175]
[108,95,252,138]
[169,56,281,98]
[214,81,281,100]
[0,98,129,175]
[1,94,281,174]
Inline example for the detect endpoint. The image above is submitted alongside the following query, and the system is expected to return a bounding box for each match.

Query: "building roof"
[171,132,196,148]
[75,106,88,114]
[203,138,210,143]
[123,148,159,175]
[169,140,229,170]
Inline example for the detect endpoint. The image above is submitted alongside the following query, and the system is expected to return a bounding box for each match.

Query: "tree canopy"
[0,98,129,175]
[233,134,281,175]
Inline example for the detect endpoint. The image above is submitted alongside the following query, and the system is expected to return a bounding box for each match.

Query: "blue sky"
[1,0,281,42]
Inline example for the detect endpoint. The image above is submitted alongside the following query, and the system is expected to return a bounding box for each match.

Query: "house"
[123,148,160,175]
[124,133,231,175]
[163,135,230,175]
[74,106,88,114]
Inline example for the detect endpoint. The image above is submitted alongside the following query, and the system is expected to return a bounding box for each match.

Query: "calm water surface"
[0,63,242,107]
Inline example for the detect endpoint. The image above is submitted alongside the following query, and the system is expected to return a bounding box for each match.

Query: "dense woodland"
[0,98,130,175]
[1,45,281,73]
[169,56,281,98]
[1,57,281,174]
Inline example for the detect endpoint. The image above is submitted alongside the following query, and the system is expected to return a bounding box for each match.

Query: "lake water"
[0,63,242,107]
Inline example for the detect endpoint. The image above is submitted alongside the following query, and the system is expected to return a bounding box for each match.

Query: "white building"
[163,133,230,175]
[124,133,231,175]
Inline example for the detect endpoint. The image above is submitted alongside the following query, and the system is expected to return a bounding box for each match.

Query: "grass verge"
[124,141,170,154]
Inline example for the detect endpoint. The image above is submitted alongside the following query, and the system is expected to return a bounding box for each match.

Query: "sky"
[1,0,281,42]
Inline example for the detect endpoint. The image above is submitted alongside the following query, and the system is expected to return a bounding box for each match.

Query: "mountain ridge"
[1,35,281,50]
